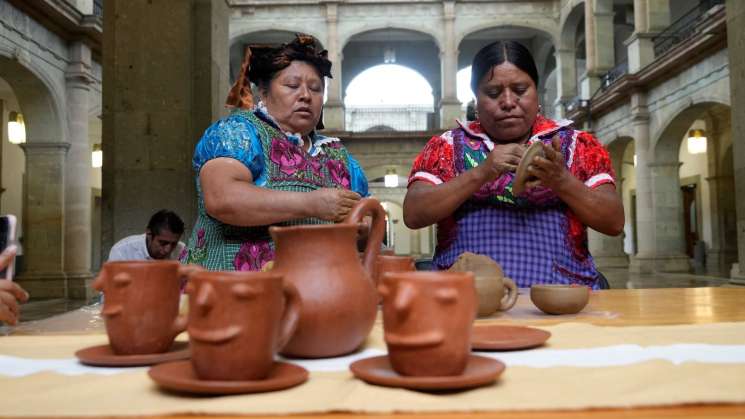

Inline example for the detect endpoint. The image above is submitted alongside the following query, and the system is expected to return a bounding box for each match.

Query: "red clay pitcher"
[270,198,385,358]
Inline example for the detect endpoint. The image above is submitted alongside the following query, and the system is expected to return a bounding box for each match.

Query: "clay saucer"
[471,325,551,351]
[75,341,190,367]
[349,355,504,391]
[513,141,546,195]
[148,360,308,395]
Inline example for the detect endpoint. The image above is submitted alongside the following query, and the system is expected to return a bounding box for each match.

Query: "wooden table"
[8,287,745,419]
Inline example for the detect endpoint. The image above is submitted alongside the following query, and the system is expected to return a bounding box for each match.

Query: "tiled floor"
[13,269,743,324]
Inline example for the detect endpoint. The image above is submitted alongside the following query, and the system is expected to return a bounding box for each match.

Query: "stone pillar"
[65,42,94,300]
[648,161,690,272]
[588,143,628,268]
[323,2,344,131]
[439,1,460,129]
[16,142,70,298]
[553,48,577,117]
[626,0,670,73]
[103,0,229,257]
[727,0,745,283]
[706,175,737,275]
[629,92,655,273]
[579,0,602,98]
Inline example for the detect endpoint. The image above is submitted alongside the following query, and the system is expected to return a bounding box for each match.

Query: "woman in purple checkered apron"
[403,41,624,290]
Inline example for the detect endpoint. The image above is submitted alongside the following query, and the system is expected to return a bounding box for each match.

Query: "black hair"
[147,209,184,236]
[470,40,539,96]
[249,34,332,92]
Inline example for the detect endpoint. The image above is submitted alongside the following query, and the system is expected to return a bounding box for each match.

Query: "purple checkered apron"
[432,129,601,289]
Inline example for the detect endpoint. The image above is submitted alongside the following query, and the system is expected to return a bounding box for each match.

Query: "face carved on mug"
[100,272,132,318]
[380,282,459,349]
[188,281,264,345]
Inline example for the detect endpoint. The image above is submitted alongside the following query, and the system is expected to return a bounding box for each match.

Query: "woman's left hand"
[524,135,570,192]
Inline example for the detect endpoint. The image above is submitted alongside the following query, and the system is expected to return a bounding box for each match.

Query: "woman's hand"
[477,143,525,183]
[524,135,570,191]
[310,188,361,222]
[0,246,28,325]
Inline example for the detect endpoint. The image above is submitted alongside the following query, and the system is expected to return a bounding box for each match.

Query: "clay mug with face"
[448,252,518,317]
[379,271,477,377]
[185,270,300,381]
[375,254,415,286]
[92,260,194,355]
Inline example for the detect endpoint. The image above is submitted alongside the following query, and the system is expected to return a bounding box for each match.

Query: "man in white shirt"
[108,209,186,261]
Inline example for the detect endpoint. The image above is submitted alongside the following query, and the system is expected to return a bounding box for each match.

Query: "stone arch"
[227,30,326,84]
[457,24,559,54]
[339,25,442,53]
[652,100,730,161]
[341,28,441,105]
[0,53,64,143]
[559,0,585,51]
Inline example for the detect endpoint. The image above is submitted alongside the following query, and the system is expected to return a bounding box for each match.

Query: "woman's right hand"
[476,143,525,183]
[310,188,361,222]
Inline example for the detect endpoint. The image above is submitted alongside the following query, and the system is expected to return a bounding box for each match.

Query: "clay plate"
[350,355,505,391]
[471,325,551,351]
[148,360,308,395]
[75,341,190,367]
[513,141,546,195]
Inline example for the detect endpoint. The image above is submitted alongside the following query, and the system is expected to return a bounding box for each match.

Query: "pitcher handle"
[171,264,205,336]
[276,281,301,351]
[344,198,386,283]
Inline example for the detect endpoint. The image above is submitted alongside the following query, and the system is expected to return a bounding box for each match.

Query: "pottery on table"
[183,270,300,381]
[448,252,517,317]
[378,271,477,377]
[513,141,546,195]
[530,284,590,315]
[92,260,193,355]
[76,341,190,367]
[375,254,415,286]
[270,197,386,358]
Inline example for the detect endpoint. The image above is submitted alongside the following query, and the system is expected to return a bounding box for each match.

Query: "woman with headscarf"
[181,34,368,271]
[403,40,624,289]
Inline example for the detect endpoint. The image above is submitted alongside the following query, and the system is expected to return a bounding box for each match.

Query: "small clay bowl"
[530,284,589,315]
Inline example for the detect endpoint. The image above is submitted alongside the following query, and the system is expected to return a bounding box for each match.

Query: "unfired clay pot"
[375,254,415,286]
[448,252,517,317]
[184,270,300,381]
[270,198,385,358]
[530,284,590,315]
[378,271,477,377]
[93,260,190,355]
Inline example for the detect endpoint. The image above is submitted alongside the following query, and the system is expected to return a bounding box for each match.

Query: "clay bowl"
[530,284,589,315]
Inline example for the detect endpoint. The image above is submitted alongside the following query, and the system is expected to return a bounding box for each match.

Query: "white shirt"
[108,233,185,262]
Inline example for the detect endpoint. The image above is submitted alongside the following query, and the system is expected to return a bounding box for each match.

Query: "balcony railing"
[600,60,628,91]
[93,0,103,18]
[652,0,724,57]
[345,105,436,132]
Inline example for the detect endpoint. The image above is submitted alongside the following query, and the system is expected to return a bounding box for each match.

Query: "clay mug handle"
[344,198,386,283]
[498,277,518,311]
[171,264,204,336]
[275,281,301,351]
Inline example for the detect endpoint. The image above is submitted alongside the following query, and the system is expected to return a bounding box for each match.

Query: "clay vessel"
[184,270,300,380]
[93,260,192,355]
[375,254,415,286]
[530,284,590,314]
[378,271,477,376]
[448,252,517,317]
[270,198,385,358]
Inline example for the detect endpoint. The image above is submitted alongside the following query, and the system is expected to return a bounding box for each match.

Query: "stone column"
[103,0,229,256]
[629,92,655,273]
[588,143,628,268]
[706,175,737,275]
[648,160,689,272]
[626,0,670,73]
[580,0,614,98]
[323,2,344,131]
[439,0,460,129]
[65,42,94,300]
[16,142,70,298]
[553,48,577,117]
[726,0,745,283]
